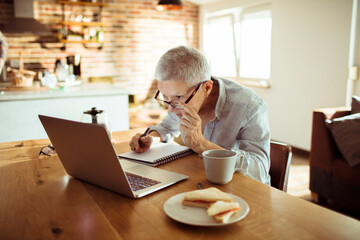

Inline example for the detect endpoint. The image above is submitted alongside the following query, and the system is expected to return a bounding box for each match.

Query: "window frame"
[203,4,272,88]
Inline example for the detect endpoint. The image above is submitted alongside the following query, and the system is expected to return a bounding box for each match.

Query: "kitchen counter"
[0,83,130,143]
[0,83,128,101]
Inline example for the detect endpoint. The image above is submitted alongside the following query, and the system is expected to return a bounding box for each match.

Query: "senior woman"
[129,46,271,185]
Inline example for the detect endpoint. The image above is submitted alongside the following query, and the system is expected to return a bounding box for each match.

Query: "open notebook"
[118,142,194,166]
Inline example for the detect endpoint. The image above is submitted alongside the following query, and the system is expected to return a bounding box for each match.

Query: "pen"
[138,127,151,148]
[141,127,151,138]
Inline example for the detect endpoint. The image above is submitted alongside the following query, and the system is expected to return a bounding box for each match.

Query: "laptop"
[39,115,188,198]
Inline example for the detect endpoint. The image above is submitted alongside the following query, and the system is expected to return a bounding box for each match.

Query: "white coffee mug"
[202,149,242,184]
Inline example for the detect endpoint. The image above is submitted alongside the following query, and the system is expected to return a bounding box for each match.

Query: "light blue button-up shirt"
[150,77,271,185]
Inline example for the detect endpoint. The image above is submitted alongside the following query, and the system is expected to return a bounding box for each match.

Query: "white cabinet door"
[0,94,129,143]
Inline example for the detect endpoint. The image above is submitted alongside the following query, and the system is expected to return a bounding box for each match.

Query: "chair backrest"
[269,141,292,192]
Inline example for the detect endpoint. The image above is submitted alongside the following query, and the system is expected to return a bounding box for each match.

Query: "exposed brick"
[1,0,199,101]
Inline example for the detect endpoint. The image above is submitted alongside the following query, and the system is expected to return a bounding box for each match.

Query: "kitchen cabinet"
[59,0,107,49]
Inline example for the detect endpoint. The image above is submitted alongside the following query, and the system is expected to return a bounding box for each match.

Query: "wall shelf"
[61,21,105,27]
[59,1,107,7]
[60,39,103,44]
[59,0,105,50]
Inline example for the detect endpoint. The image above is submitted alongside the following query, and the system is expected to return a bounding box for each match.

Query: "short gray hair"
[155,46,211,87]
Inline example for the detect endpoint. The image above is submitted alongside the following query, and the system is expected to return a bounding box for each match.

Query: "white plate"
[163,192,250,226]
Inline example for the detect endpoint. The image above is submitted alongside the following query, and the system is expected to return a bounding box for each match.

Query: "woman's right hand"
[129,133,153,153]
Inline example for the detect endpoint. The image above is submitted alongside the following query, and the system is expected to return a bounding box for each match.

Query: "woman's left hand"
[178,102,206,153]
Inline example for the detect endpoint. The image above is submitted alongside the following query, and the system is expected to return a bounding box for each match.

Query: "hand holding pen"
[129,128,153,153]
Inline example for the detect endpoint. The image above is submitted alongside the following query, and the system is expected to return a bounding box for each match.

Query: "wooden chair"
[269,141,292,192]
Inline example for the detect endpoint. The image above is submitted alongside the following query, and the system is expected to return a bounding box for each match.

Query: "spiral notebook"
[118,142,193,166]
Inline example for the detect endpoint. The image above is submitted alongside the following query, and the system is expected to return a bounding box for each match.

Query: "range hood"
[2,0,52,36]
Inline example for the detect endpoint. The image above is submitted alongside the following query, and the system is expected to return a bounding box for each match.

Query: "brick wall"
[0,0,199,101]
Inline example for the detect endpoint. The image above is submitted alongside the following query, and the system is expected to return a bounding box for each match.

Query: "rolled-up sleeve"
[149,111,181,142]
[233,102,271,185]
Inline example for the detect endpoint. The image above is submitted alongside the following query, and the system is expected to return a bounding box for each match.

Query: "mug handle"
[233,154,244,172]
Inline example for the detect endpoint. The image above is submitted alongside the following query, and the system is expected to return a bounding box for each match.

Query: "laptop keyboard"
[125,172,161,192]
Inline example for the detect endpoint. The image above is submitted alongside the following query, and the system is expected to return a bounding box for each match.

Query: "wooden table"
[1,129,359,240]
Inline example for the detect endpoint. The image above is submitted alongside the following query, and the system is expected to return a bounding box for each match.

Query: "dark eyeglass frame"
[39,144,55,156]
[154,81,206,109]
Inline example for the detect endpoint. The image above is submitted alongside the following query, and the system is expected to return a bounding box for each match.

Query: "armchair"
[310,107,360,213]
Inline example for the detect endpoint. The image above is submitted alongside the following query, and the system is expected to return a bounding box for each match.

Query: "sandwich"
[182,187,233,208]
[207,201,241,223]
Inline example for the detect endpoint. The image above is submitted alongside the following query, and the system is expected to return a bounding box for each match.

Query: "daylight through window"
[204,6,272,87]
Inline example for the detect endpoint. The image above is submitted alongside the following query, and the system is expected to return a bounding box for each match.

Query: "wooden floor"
[287,151,360,221]
[287,151,312,201]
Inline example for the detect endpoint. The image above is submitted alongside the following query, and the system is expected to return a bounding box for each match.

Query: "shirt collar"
[211,76,226,120]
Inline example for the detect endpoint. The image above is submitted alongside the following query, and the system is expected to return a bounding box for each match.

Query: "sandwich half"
[182,187,233,208]
[207,201,240,223]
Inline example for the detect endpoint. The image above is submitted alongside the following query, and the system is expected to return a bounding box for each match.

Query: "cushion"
[352,95,360,114]
[325,113,360,167]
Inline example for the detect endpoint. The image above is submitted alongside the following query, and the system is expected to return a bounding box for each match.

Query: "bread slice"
[207,201,240,223]
[182,187,233,208]
[214,210,237,223]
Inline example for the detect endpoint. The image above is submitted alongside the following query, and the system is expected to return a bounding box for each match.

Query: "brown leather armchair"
[310,107,360,213]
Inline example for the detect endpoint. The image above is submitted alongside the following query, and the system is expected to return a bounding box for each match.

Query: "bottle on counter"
[40,70,57,89]
[55,59,70,82]
[96,28,104,42]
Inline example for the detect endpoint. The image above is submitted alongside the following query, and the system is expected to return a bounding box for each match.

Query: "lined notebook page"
[118,142,193,166]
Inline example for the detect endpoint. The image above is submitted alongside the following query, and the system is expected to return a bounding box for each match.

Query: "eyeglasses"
[154,81,205,109]
[39,144,55,156]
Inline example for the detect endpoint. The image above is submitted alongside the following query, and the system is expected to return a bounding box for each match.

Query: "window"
[205,15,236,77]
[204,5,272,88]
